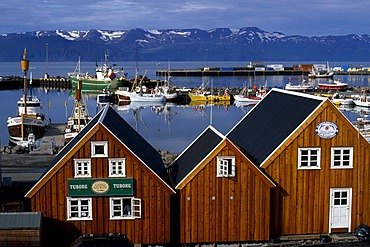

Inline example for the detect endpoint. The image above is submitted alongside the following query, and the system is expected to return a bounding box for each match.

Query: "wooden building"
[0,212,42,247]
[169,126,275,244]
[25,106,175,246]
[227,88,370,238]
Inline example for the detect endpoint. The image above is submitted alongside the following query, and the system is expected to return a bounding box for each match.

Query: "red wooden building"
[227,88,370,237]
[169,126,275,244]
[25,106,175,246]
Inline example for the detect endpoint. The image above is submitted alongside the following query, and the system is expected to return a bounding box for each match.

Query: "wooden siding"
[0,229,41,247]
[28,125,173,246]
[262,101,370,237]
[179,139,273,243]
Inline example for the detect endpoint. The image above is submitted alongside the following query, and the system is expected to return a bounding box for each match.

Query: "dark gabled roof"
[100,105,166,178]
[226,88,325,166]
[170,126,224,186]
[0,212,42,229]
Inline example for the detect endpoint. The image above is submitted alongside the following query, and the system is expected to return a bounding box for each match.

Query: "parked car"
[70,233,133,247]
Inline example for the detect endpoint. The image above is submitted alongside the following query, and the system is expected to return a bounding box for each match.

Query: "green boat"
[68,54,127,92]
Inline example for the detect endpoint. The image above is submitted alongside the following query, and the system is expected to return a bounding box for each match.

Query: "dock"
[0,123,65,183]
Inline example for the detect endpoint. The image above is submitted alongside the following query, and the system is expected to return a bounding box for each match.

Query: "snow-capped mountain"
[1,27,369,62]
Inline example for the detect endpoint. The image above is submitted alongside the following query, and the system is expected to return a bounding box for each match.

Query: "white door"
[329,188,352,232]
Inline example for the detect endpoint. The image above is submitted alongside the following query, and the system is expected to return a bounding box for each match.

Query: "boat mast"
[76,80,82,132]
[20,47,29,141]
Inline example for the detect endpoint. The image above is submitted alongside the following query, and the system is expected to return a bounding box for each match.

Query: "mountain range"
[1,27,369,62]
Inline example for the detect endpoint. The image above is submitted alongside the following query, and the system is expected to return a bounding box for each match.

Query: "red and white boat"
[318,79,347,90]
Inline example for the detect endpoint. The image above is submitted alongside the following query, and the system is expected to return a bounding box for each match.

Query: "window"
[67,197,92,220]
[216,156,235,177]
[298,148,321,169]
[74,159,91,178]
[109,158,126,177]
[110,197,141,219]
[91,141,108,157]
[331,147,353,169]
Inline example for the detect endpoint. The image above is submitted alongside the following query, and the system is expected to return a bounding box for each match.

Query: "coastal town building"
[227,88,370,237]
[8,88,370,246]
[24,106,175,246]
[168,126,275,243]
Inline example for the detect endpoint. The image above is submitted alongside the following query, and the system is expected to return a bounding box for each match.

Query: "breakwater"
[156,68,370,77]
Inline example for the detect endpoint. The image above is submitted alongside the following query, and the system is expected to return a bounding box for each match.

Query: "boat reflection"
[234,100,257,114]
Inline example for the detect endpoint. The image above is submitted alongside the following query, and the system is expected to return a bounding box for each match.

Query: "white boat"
[129,92,166,102]
[308,63,334,78]
[234,82,265,103]
[64,81,92,144]
[284,79,314,92]
[352,94,370,107]
[155,63,178,101]
[7,51,46,146]
[331,93,354,106]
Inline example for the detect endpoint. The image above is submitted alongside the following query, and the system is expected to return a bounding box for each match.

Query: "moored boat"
[318,79,348,90]
[234,84,263,103]
[284,79,314,92]
[64,81,92,144]
[308,64,334,78]
[68,54,126,92]
[7,49,46,146]
[352,93,370,107]
[188,78,230,102]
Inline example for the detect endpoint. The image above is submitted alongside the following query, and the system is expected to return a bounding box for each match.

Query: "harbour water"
[0,61,369,154]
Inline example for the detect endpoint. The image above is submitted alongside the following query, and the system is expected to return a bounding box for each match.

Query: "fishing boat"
[331,92,354,106]
[352,93,370,107]
[308,64,334,78]
[96,88,117,105]
[318,79,348,90]
[234,82,266,103]
[116,70,166,103]
[7,49,46,146]
[64,81,92,144]
[284,79,314,92]
[155,63,178,101]
[188,78,230,102]
[68,54,126,92]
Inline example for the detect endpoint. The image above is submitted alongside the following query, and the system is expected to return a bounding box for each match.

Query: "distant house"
[168,126,275,244]
[227,88,370,237]
[25,106,175,246]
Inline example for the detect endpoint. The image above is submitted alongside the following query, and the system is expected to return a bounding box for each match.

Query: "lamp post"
[20,48,29,141]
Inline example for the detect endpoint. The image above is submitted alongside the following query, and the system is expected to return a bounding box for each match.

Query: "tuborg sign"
[68,178,133,197]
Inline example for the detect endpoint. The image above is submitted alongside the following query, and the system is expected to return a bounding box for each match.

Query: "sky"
[0,0,369,36]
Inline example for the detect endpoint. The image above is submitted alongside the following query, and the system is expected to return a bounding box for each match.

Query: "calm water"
[0,61,368,153]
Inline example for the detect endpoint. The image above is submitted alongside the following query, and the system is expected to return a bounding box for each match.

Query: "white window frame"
[216,156,236,177]
[67,197,92,221]
[331,147,353,169]
[108,158,126,177]
[91,141,108,158]
[110,197,141,220]
[298,147,321,170]
[74,159,92,178]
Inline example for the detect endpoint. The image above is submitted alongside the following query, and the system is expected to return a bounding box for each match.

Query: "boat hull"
[129,93,166,102]
[188,94,230,102]
[69,76,121,91]
[233,94,261,103]
[284,85,314,92]
[318,84,347,90]
[7,116,46,145]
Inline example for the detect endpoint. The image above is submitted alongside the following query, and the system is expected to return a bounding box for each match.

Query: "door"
[329,188,352,232]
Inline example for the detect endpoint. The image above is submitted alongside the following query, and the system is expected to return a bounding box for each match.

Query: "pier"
[156,67,370,77]
[0,77,72,90]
